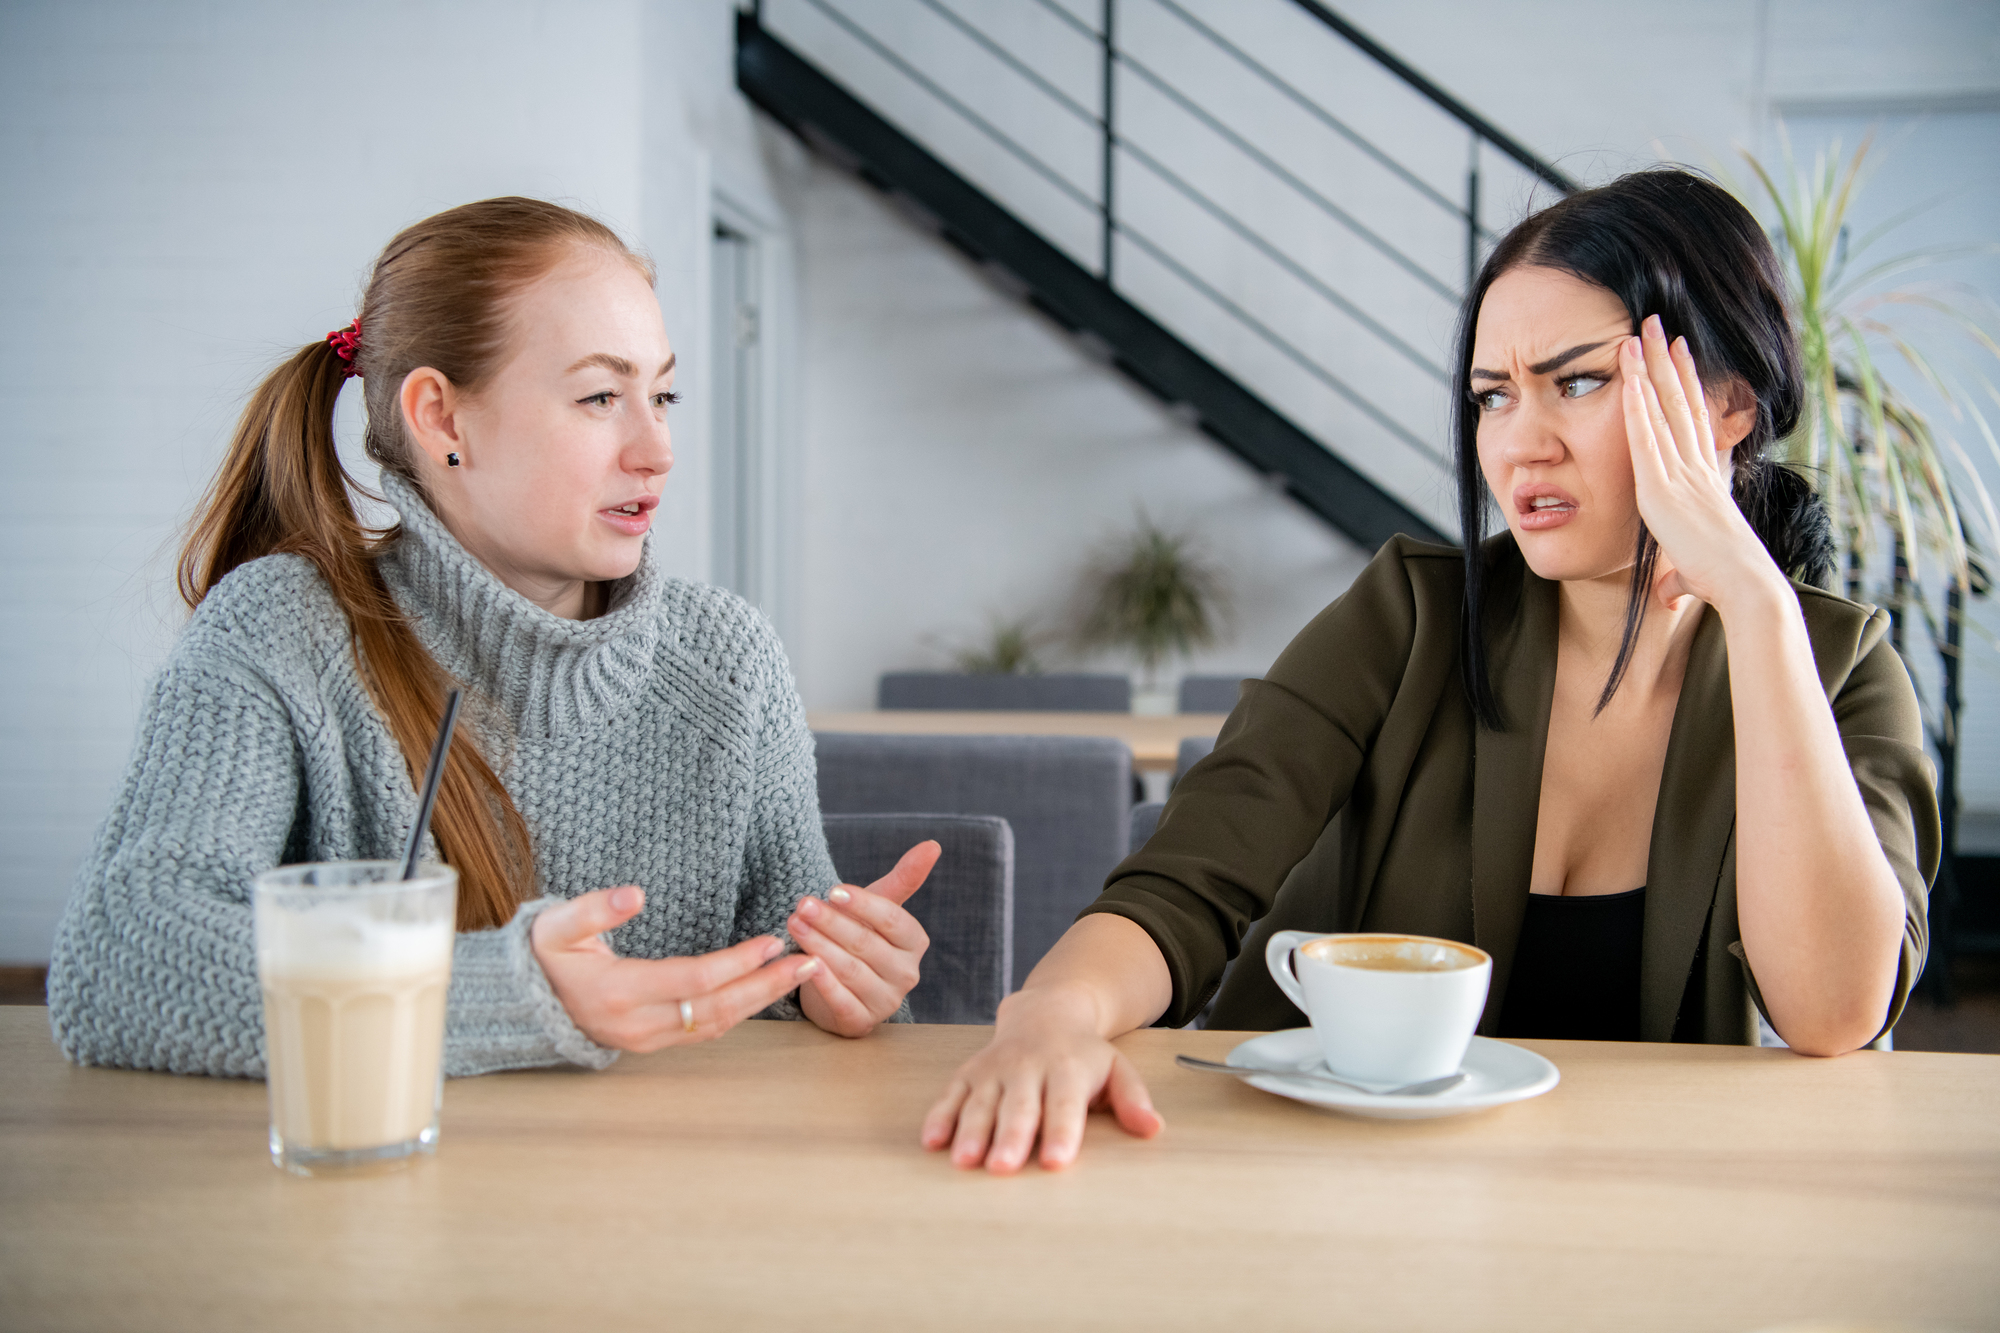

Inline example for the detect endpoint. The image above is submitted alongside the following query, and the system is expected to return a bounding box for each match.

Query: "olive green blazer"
[1087,535,1939,1044]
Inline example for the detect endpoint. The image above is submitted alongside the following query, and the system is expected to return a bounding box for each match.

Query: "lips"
[597,493,659,537]
[1513,484,1578,532]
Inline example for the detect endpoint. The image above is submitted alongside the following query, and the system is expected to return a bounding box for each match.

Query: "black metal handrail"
[1285,0,1579,195]
[752,0,1573,530]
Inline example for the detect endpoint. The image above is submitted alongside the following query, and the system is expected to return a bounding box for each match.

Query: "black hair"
[1452,168,1834,729]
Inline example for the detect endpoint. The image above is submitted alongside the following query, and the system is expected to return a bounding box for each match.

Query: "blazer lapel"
[1470,557,1559,1034]
[1642,604,1737,1040]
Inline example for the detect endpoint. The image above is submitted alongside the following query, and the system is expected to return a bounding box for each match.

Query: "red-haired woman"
[50,198,933,1076]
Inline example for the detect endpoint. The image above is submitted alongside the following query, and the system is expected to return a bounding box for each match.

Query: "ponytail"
[178,339,533,932]
[1735,454,1836,590]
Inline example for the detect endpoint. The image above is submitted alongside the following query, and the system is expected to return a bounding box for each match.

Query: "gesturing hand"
[790,840,939,1038]
[1621,313,1783,613]
[531,886,821,1052]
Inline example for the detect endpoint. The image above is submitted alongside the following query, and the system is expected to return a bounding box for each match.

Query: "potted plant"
[1075,513,1227,713]
[1737,135,2000,992]
[949,617,1045,675]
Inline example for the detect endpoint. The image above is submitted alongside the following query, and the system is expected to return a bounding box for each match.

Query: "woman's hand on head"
[1621,314,1789,615]
[530,886,820,1052]
[920,984,1163,1175]
[791,841,939,1038]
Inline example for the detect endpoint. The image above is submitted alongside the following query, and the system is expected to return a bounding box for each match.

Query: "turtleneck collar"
[374,471,668,739]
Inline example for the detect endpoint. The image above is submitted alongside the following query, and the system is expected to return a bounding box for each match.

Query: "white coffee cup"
[1265,931,1492,1086]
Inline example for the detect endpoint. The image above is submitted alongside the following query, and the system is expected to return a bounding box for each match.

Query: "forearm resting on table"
[1720,582,1908,1055]
[1001,913,1175,1039]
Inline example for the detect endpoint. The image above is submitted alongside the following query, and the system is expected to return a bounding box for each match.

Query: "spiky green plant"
[1076,514,1226,684]
[1739,136,2000,595]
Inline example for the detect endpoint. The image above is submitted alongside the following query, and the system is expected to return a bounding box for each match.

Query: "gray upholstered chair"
[1130,801,1165,850]
[878,672,1132,712]
[1174,736,1216,786]
[820,813,1013,1024]
[814,733,1132,989]
[1176,674,1252,713]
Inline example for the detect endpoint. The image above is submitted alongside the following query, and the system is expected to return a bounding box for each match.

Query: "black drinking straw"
[400,688,463,880]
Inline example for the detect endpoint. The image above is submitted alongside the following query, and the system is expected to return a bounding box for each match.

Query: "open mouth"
[598,495,659,534]
[1514,487,1578,530]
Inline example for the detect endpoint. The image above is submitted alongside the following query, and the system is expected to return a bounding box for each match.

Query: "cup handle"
[1265,930,1319,1016]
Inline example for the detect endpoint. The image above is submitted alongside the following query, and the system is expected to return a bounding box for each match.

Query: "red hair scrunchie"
[326,318,363,377]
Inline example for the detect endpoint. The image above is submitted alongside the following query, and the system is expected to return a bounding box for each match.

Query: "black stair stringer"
[736,11,1449,550]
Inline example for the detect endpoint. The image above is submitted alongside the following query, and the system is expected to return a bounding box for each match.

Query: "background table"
[3,1008,1996,1331]
[808,711,1228,773]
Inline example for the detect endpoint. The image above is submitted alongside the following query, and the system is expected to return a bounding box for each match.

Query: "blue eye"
[1471,389,1509,412]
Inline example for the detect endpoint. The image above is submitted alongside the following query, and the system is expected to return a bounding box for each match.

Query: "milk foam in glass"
[254,862,456,1176]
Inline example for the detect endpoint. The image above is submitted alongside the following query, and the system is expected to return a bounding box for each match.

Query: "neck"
[427,506,599,621]
[1556,567,1702,701]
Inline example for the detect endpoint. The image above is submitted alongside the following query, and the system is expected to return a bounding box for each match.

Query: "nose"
[626,411,673,479]
[1500,392,1566,470]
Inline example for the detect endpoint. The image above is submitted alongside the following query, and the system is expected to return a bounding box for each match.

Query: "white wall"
[784,159,1370,710]
[0,0,784,962]
[4,0,1997,963]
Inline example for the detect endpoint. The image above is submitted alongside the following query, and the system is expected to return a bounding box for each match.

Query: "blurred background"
[3,0,1996,1032]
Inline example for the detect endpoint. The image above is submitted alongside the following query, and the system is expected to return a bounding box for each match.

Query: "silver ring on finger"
[680,999,697,1034]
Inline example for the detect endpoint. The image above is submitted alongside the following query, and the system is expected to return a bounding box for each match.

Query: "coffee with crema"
[1301,934,1484,973]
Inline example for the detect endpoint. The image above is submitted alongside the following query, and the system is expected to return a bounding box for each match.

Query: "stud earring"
[446,453,461,468]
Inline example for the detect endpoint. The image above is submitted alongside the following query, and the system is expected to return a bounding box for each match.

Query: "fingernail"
[796,958,821,980]
[829,886,852,905]
[1646,313,1663,334]
[613,886,642,913]
[798,896,818,917]
[763,939,785,962]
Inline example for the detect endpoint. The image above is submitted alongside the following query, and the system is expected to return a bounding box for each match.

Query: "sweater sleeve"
[48,649,615,1078]
[729,615,913,1023]
[47,654,300,1077]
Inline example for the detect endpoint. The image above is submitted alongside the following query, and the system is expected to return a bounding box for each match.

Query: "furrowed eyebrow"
[1528,341,1610,376]
[1469,341,1613,384]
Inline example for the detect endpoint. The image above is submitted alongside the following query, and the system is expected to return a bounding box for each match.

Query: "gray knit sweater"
[48,473,841,1078]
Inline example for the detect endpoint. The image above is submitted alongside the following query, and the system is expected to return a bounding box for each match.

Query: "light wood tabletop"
[808,710,1229,771]
[3,1007,1995,1332]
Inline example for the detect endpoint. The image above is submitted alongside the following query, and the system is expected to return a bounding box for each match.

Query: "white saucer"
[1225,1029,1560,1121]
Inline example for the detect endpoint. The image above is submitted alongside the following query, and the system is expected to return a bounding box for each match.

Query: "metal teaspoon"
[1175,1054,1467,1097]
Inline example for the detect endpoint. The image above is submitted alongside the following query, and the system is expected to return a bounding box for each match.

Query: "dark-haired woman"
[925,168,1937,1174]
[50,198,935,1077]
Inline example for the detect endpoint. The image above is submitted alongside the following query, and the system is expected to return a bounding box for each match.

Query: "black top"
[1497,887,1646,1041]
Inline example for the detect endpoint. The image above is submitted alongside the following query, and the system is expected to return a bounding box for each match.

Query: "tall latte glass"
[253,862,455,1176]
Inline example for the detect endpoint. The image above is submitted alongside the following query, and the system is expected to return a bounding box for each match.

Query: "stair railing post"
[1464,130,1481,291]
[1100,0,1117,284]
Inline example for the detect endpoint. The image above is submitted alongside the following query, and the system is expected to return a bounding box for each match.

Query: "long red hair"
[178,198,654,930]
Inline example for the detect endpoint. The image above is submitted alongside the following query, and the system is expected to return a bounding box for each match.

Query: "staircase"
[737,0,1575,549]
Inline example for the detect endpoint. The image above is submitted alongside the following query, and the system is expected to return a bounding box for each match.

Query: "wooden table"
[808,711,1229,773]
[3,1009,1996,1331]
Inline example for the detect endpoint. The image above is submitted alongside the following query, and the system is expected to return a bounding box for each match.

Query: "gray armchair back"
[814,733,1132,989]
[821,813,1013,1024]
